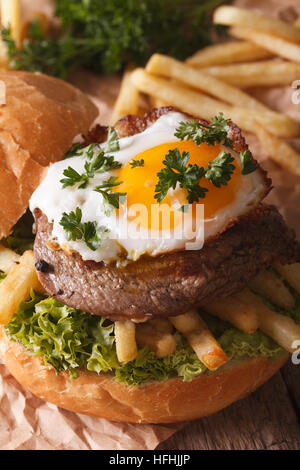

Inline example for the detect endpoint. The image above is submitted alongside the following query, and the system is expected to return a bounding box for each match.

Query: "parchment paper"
[0,0,299,450]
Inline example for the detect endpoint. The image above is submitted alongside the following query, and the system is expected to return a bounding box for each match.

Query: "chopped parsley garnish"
[130,158,145,168]
[59,207,109,251]
[205,150,235,188]
[94,177,127,214]
[156,114,258,207]
[174,113,234,149]
[60,143,122,189]
[104,127,120,153]
[240,149,258,175]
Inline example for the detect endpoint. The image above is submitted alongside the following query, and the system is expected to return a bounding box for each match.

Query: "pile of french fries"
[112,5,300,177]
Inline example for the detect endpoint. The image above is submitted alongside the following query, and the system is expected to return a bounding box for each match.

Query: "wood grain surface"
[157,361,300,450]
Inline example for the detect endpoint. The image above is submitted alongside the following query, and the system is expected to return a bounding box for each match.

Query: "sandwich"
[0,82,299,423]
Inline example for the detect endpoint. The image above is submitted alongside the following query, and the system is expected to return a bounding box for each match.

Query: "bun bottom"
[0,330,287,423]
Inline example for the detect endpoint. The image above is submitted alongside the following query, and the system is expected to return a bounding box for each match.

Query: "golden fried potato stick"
[230,26,300,64]
[0,244,20,273]
[110,68,139,125]
[115,320,138,363]
[214,6,300,43]
[0,250,44,325]
[254,123,300,178]
[135,323,176,358]
[204,294,259,334]
[240,289,300,353]
[170,311,228,370]
[201,60,300,88]
[249,269,295,310]
[131,68,300,138]
[186,41,272,68]
[273,263,300,296]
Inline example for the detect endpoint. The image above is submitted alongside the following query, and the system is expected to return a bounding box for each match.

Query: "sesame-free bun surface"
[0,329,287,423]
[0,71,98,239]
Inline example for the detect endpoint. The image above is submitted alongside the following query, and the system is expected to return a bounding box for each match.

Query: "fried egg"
[30,112,268,264]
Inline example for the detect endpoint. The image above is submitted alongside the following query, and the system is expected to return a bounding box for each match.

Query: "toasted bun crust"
[0,329,287,423]
[0,71,98,239]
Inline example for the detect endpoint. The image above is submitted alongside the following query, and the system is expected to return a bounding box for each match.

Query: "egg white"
[30,112,266,264]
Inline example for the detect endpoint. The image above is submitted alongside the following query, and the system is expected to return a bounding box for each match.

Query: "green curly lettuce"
[5,291,287,386]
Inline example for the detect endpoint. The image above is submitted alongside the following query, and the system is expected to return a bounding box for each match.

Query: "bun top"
[0,71,98,239]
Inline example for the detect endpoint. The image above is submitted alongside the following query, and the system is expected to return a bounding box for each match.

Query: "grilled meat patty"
[34,204,300,321]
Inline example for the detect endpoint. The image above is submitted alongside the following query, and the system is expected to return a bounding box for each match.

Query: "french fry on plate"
[110,68,139,125]
[273,263,300,296]
[146,54,298,134]
[204,293,259,334]
[0,250,43,325]
[170,311,228,370]
[249,269,295,310]
[0,0,22,48]
[230,26,300,65]
[131,68,300,138]
[135,323,176,358]
[0,244,20,273]
[202,60,300,88]
[254,123,300,177]
[148,318,174,334]
[214,6,300,43]
[240,289,300,353]
[186,41,272,68]
[114,320,138,363]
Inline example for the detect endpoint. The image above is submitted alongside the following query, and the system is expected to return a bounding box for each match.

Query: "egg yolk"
[116,140,242,230]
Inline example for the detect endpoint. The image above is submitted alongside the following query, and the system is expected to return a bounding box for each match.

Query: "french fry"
[110,69,139,125]
[204,294,259,334]
[131,69,300,138]
[273,262,300,295]
[229,26,300,65]
[170,311,228,370]
[0,250,43,325]
[135,323,176,358]
[214,6,300,43]
[186,41,272,68]
[202,60,300,88]
[295,17,300,28]
[148,318,174,334]
[0,0,22,48]
[114,320,138,363]
[146,54,298,135]
[240,289,300,353]
[254,123,300,177]
[249,268,295,310]
[0,244,20,273]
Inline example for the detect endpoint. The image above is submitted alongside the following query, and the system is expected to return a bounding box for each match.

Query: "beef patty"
[34,204,300,321]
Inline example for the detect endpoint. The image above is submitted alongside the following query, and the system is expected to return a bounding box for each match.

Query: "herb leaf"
[59,208,109,251]
[60,144,122,189]
[154,148,207,204]
[94,177,127,214]
[205,151,235,188]
[175,113,233,148]
[240,149,258,175]
[104,127,120,153]
[130,158,145,168]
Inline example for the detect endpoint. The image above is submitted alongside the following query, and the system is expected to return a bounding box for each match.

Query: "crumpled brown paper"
[0,0,299,450]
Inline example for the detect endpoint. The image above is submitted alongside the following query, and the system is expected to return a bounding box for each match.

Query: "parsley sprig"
[174,113,234,149]
[59,208,109,251]
[60,140,122,189]
[94,177,127,215]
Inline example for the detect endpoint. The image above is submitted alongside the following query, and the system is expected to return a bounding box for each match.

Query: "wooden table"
[157,361,300,450]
